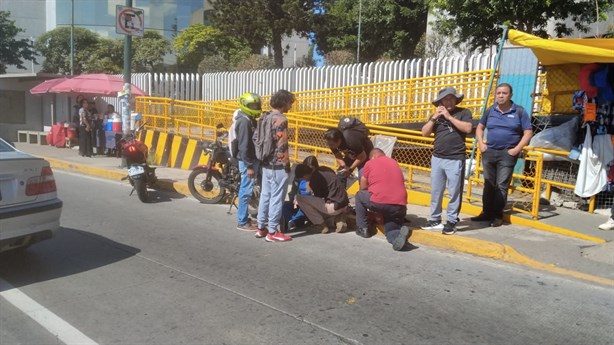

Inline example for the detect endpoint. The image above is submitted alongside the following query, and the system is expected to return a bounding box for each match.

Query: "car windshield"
[0,139,16,152]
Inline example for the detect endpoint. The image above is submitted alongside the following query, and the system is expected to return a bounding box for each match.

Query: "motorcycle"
[188,124,259,216]
[120,123,157,203]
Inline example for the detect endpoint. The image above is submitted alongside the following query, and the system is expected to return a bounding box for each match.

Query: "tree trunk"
[272,28,284,68]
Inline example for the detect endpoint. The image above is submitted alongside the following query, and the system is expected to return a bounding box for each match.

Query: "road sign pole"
[121,0,133,168]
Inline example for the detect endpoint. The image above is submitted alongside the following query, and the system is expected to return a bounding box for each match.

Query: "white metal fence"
[120,53,496,102]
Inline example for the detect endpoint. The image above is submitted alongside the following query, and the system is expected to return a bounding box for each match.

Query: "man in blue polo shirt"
[472,83,533,227]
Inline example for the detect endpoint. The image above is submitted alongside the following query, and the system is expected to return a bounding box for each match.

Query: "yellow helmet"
[238,92,262,117]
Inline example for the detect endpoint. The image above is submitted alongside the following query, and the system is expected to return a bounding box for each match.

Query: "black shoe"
[392,226,412,251]
[470,213,492,222]
[442,222,457,235]
[356,227,370,238]
[490,218,503,227]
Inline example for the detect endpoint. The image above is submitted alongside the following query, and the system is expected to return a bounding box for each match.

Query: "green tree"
[81,38,123,74]
[210,0,318,68]
[324,50,355,65]
[0,11,37,74]
[198,54,233,73]
[133,31,171,72]
[35,27,100,74]
[312,0,428,62]
[235,54,275,71]
[173,24,250,72]
[431,0,613,52]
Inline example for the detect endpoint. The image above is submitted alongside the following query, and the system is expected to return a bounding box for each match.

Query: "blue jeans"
[238,160,259,226]
[282,201,308,226]
[429,156,465,224]
[257,167,289,233]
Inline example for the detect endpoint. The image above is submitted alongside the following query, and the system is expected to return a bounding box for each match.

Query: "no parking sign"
[116,5,144,37]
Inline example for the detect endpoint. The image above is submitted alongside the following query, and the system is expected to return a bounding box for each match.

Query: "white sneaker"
[598,218,614,230]
[421,220,444,231]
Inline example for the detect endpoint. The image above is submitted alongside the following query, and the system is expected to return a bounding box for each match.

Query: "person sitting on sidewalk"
[294,159,349,234]
[420,86,472,235]
[282,156,318,231]
[355,148,411,251]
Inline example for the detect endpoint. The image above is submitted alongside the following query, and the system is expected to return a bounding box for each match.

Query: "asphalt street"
[1,171,613,345]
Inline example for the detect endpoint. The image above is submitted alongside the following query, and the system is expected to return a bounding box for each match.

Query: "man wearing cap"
[421,87,473,234]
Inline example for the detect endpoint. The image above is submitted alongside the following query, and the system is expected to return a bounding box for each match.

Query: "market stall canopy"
[29,74,146,96]
[29,77,69,94]
[508,29,614,66]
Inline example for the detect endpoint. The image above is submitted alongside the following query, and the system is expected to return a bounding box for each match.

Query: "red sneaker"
[265,231,292,242]
[255,228,268,238]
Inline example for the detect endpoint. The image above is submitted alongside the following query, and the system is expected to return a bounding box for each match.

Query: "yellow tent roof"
[508,29,614,65]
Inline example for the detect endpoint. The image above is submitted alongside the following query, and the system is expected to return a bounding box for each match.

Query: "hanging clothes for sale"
[575,125,610,197]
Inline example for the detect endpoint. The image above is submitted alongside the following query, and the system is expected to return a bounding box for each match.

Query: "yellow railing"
[134,67,584,220]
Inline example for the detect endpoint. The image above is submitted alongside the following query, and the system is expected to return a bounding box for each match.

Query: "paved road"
[1,171,613,345]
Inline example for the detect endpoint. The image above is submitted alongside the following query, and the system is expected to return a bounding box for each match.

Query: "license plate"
[128,166,145,176]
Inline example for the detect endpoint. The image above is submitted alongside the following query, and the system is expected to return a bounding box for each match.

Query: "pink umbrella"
[29,77,70,94]
[30,74,146,96]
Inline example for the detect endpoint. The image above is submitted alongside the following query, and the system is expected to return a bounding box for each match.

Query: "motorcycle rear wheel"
[188,168,225,204]
[133,178,149,203]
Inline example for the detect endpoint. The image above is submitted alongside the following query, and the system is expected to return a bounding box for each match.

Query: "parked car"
[0,138,62,252]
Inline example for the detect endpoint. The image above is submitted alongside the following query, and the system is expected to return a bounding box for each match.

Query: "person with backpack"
[420,87,473,235]
[324,117,374,181]
[230,93,262,231]
[472,83,533,227]
[253,90,295,242]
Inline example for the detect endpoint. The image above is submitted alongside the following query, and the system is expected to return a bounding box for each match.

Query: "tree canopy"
[210,0,318,68]
[173,24,250,72]
[431,0,613,52]
[312,0,428,62]
[0,11,37,74]
[133,31,172,72]
[35,27,171,74]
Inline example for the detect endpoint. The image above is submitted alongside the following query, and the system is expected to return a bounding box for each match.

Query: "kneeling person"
[355,148,410,251]
[295,162,349,233]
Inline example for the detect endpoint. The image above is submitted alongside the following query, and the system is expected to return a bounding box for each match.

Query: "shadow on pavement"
[0,227,140,291]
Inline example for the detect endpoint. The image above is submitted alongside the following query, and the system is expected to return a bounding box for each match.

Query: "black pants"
[481,148,518,219]
[355,190,407,243]
[79,126,93,157]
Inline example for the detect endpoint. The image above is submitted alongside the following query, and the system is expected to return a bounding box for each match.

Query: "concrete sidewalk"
[15,143,614,286]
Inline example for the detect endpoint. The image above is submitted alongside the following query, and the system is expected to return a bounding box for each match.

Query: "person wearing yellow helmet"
[231,92,262,231]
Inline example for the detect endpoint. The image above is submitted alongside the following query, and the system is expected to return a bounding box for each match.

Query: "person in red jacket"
[355,148,411,251]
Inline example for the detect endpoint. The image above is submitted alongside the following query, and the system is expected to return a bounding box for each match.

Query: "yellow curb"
[382,229,614,287]
[45,157,127,181]
[407,189,607,244]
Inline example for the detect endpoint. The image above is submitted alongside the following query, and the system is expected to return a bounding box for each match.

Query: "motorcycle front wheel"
[188,168,225,204]
[133,177,149,203]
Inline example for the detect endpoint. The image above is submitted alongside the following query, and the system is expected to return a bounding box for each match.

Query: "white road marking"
[0,278,98,345]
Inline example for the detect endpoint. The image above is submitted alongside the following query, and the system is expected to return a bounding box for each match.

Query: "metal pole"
[30,37,34,73]
[356,0,362,63]
[70,0,74,75]
[466,24,509,178]
[121,0,133,167]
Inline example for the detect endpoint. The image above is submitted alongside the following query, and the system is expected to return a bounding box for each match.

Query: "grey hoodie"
[234,110,257,168]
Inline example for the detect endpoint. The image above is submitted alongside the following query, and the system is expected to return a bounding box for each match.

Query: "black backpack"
[338,116,370,137]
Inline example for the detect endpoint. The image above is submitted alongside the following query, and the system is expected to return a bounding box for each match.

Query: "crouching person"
[355,148,411,251]
[295,160,349,234]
